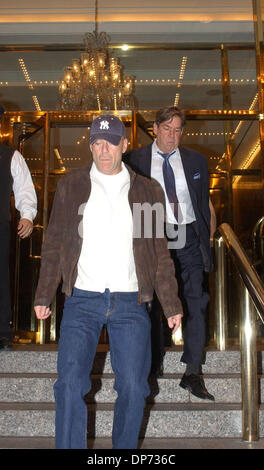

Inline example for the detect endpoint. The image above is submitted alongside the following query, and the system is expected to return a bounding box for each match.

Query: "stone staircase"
[0,345,263,448]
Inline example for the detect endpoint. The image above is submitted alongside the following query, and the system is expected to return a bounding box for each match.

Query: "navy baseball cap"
[90,115,126,146]
[0,104,5,117]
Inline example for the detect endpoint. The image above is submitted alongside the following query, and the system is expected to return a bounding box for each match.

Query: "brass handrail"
[214,222,264,441]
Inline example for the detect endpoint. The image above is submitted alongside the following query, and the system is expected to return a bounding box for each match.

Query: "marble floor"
[0,436,263,449]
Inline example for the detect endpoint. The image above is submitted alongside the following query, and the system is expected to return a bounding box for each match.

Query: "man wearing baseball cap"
[0,104,37,349]
[34,114,183,449]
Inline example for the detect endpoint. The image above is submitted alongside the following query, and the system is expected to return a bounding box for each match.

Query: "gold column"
[214,222,260,441]
[214,232,228,350]
[0,112,12,146]
[38,112,51,344]
[239,277,259,441]
[131,110,138,149]
[221,44,234,226]
[253,0,264,189]
[43,112,50,236]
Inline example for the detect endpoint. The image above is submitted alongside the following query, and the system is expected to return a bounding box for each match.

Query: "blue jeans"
[54,288,151,449]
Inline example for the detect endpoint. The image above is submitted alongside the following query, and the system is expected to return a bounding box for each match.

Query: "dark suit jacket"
[124,143,212,272]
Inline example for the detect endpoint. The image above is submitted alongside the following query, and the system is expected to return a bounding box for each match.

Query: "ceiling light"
[18,58,34,90]
[32,96,41,111]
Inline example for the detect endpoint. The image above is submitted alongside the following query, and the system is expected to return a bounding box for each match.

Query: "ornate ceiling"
[0,1,257,111]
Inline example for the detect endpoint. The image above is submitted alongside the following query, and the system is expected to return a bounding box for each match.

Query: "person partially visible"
[0,104,37,349]
[125,105,214,401]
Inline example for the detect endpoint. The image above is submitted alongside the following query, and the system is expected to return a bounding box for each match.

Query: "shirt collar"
[90,161,129,186]
[153,139,179,158]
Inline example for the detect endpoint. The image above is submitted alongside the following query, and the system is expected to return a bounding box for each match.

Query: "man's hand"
[17,218,33,238]
[167,314,183,335]
[34,305,52,320]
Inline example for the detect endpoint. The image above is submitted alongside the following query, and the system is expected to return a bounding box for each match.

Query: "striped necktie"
[157,150,182,223]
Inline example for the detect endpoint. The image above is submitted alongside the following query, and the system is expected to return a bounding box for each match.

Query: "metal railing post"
[239,276,259,441]
[214,233,228,350]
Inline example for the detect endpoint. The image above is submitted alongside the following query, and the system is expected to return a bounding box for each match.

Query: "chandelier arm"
[95,0,98,35]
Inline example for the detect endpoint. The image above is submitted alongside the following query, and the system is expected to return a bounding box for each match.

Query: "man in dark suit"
[0,104,37,349]
[124,105,214,400]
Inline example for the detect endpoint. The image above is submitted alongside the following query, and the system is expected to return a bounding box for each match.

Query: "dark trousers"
[169,223,209,366]
[148,295,165,373]
[54,288,151,449]
[0,221,12,339]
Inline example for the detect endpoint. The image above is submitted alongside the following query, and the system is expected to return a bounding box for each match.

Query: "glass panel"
[181,119,225,170]
[231,120,260,170]
[232,149,262,249]
[49,121,133,171]
[230,118,262,245]
[228,49,258,110]
[0,45,257,112]
[0,50,81,111]
[262,0,264,33]
[50,126,92,172]
[12,122,44,173]
[0,48,228,111]
[0,0,255,113]
[6,121,43,338]
[120,48,223,110]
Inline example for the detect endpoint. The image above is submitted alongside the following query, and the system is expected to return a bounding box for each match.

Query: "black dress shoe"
[179,373,215,401]
[0,337,12,350]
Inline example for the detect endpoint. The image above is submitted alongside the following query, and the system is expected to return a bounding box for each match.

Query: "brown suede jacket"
[34,164,183,319]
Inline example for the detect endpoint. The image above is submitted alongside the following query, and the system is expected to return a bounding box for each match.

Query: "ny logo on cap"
[100,120,109,130]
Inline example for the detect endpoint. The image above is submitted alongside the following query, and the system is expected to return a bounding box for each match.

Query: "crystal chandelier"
[58,1,136,111]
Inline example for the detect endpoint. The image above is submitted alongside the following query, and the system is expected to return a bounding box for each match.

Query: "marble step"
[1,348,262,374]
[0,402,264,438]
[0,372,263,404]
[2,436,264,450]
[0,347,263,441]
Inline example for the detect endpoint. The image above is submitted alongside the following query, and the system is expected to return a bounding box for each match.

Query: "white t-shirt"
[75,162,138,293]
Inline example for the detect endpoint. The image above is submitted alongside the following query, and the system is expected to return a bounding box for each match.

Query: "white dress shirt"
[151,141,196,225]
[11,150,37,222]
